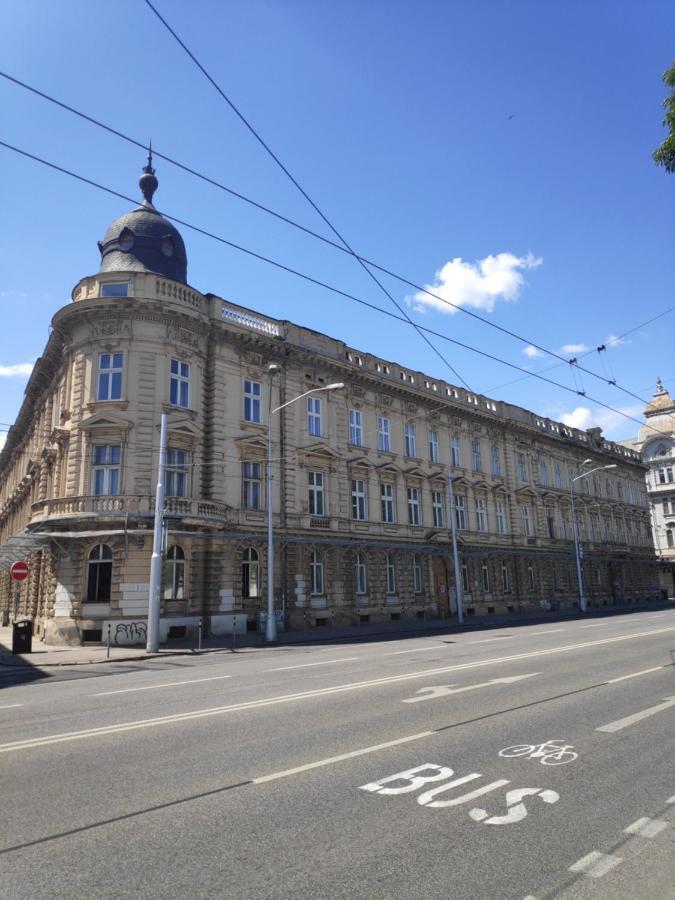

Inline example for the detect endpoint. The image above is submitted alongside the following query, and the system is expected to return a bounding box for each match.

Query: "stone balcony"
[30,495,231,524]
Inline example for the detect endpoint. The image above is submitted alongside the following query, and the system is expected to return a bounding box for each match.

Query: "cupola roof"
[644,377,675,417]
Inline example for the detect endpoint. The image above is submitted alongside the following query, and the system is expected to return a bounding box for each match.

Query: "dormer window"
[161,236,175,258]
[119,228,134,252]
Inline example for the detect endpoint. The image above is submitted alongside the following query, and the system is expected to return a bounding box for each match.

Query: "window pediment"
[79,412,133,433]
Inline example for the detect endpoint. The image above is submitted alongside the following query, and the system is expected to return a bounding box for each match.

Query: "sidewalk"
[1,600,672,669]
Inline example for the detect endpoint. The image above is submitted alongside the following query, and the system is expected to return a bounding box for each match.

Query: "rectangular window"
[308,470,325,516]
[461,564,470,594]
[496,499,507,534]
[243,380,261,424]
[97,353,123,401]
[170,359,190,409]
[481,564,490,593]
[501,564,510,593]
[351,478,367,521]
[242,461,262,510]
[668,467,674,483]
[561,514,569,540]
[92,444,121,495]
[407,487,421,526]
[539,460,548,486]
[404,423,416,458]
[377,416,391,452]
[664,499,671,516]
[527,564,535,591]
[165,448,188,498]
[491,446,501,477]
[455,495,467,530]
[381,483,395,523]
[413,556,423,593]
[355,553,367,594]
[99,281,128,297]
[517,452,527,481]
[432,490,445,528]
[385,554,396,594]
[451,436,461,468]
[471,441,482,471]
[475,497,487,532]
[428,430,439,463]
[310,553,324,595]
[349,409,363,446]
[547,514,556,539]
[554,464,563,489]
[522,506,533,536]
[307,396,322,437]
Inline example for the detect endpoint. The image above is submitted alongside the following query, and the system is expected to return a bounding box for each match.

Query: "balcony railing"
[30,495,230,523]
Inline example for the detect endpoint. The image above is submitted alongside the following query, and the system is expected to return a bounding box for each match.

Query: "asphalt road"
[1,608,674,899]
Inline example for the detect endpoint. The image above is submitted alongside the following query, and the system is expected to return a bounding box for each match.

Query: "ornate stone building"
[0,162,659,644]
[622,379,675,595]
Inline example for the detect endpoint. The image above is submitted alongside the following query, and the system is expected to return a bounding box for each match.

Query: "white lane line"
[270,657,359,672]
[623,817,669,838]
[605,666,663,684]
[530,629,565,635]
[92,674,233,696]
[2,625,673,754]
[596,696,675,733]
[470,637,514,644]
[667,795,675,804]
[253,730,434,784]
[384,646,445,656]
[580,624,602,629]
[569,851,622,878]
[0,704,22,710]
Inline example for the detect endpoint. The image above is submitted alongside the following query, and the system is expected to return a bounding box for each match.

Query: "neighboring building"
[0,161,659,644]
[621,378,675,596]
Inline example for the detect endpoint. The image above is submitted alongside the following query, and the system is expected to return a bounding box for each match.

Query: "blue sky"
[1,0,673,446]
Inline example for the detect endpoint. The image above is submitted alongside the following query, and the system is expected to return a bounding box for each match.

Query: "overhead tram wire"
[0,139,665,439]
[0,69,653,407]
[139,3,470,391]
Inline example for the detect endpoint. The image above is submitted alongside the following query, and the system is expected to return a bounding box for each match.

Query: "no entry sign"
[10,561,29,581]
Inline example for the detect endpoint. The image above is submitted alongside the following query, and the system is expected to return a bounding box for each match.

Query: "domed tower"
[97,150,188,283]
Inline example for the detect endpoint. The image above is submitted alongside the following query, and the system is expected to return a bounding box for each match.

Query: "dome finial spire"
[139,143,158,207]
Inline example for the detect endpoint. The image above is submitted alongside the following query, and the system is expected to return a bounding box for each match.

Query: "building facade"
[0,164,659,644]
[622,379,675,596]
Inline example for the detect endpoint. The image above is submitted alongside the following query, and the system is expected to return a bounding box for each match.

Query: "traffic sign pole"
[10,561,29,622]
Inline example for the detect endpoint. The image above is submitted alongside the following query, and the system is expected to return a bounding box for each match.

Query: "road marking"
[1,625,673,754]
[270,657,359,671]
[569,851,622,878]
[0,704,22,710]
[403,673,538,703]
[580,624,602,629]
[93,675,233,696]
[471,637,514,644]
[605,666,663,684]
[623,817,669,837]
[253,731,433,784]
[667,795,675,804]
[385,646,445,656]
[596,696,675,733]
[530,630,564,635]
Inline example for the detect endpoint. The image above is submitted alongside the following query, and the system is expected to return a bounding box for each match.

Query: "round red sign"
[10,561,29,582]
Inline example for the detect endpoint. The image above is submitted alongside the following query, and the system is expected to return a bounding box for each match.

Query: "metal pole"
[266,377,277,642]
[447,470,464,625]
[570,480,586,612]
[198,617,202,652]
[106,622,111,659]
[147,413,168,652]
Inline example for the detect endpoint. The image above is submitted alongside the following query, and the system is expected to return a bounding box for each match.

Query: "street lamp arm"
[572,463,617,484]
[271,383,345,416]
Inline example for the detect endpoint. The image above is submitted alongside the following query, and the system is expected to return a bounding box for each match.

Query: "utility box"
[12,619,33,654]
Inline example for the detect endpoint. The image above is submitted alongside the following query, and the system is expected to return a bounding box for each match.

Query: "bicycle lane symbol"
[498,740,579,766]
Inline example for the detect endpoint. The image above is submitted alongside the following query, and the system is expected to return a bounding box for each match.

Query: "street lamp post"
[446,471,463,625]
[265,371,345,642]
[570,459,617,613]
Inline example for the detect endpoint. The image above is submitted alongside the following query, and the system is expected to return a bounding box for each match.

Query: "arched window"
[310,551,324,595]
[164,545,186,600]
[86,544,112,603]
[667,529,674,549]
[242,548,260,599]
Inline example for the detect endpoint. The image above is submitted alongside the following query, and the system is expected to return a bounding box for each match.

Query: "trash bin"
[12,619,33,654]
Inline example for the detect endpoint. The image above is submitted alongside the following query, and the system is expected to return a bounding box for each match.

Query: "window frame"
[243,379,262,424]
[86,544,113,603]
[308,470,325,517]
[307,396,322,437]
[377,416,391,452]
[407,486,421,526]
[97,352,124,402]
[355,552,367,594]
[349,408,363,446]
[428,429,439,463]
[310,551,324,595]
[165,448,189,498]
[91,444,121,496]
[432,490,445,528]
[413,555,423,593]
[404,423,416,458]
[242,547,261,598]
[351,478,367,521]
[170,358,190,409]
[163,545,186,600]
[385,553,396,594]
[380,482,395,523]
[242,460,262,510]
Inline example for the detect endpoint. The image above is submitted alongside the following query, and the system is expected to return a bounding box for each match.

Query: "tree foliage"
[653,63,675,174]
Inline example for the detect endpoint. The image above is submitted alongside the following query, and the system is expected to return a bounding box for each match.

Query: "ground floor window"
[355,552,367,594]
[501,564,510,593]
[481,563,490,593]
[311,551,324,595]
[527,564,535,591]
[461,564,469,594]
[385,554,396,594]
[164,545,185,600]
[413,555,423,593]
[86,544,112,603]
[242,547,261,599]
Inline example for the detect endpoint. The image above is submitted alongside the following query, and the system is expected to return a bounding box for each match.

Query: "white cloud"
[409,252,542,315]
[559,343,589,355]
[557,403,643,439]
[603,333,629,349]
[522,344,545,359]
[0,362,34,377]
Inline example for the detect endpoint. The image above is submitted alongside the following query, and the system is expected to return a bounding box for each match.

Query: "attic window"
[100,282,129,298]
[119,229,134,252]
[161,237,175,258]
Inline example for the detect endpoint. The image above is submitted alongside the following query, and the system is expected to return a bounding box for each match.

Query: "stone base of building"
[43,618,83,646]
